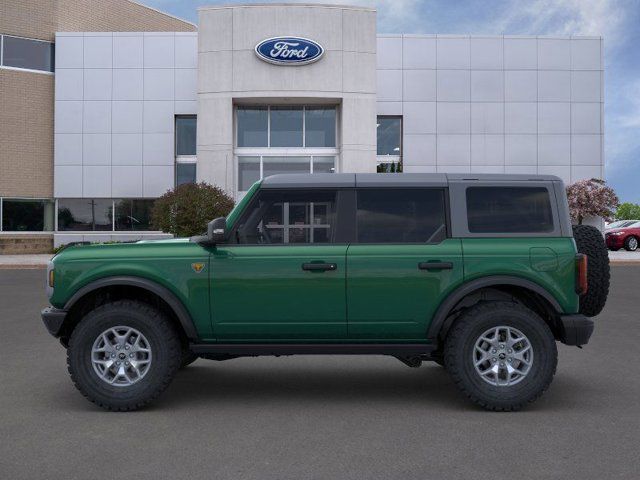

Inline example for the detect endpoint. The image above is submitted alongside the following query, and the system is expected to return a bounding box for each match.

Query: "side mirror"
[191,217,227,246]
[207,217,227,244]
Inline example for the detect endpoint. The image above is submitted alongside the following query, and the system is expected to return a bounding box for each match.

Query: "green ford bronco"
[42,173,609,411]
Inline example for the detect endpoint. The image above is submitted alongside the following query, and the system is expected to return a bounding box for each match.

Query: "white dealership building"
[25,2,605,245]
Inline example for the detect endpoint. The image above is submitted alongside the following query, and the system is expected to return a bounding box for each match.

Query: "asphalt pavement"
[1,267,639,479]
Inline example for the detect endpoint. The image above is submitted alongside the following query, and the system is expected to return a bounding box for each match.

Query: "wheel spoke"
[473,325,533,387]
[92,326,152,387]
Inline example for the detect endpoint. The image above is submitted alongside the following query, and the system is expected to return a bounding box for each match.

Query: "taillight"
[575,254,588,295]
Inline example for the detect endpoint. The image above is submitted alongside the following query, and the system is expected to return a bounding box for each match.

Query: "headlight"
[46,261,54,298]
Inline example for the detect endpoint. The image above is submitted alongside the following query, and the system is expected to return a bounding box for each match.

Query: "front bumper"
[41,307,68,337]
[558,314,594,346]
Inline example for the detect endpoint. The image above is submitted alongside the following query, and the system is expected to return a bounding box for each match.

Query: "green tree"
[616,202,640,220]
[151,182,235,237]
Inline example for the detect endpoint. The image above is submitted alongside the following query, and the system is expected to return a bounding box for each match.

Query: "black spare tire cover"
[572,224,610,317]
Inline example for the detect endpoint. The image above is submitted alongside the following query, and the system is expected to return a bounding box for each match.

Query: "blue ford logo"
[255,37,324,66]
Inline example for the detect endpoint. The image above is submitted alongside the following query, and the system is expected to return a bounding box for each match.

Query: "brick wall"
[0,0,195,200]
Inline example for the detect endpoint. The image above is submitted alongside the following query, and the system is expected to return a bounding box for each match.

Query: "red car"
[605,221,640,251]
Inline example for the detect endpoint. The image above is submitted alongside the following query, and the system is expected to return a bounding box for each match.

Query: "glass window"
[176,163,196,186]
[2,199,54,231]
[237,107,268,147]
[114,199,155,231]
[57,199,112,231]
[235,190,337,244]
[270,107,303,147]
[2,36,54,72]
[305,107,336,147]
[263,156,311,177]
[377,116,402,156]
[466,187,554,233]
[175,116,196,156]
[356,189,447,243]
[313,156,336,173]
[238,156,260,191]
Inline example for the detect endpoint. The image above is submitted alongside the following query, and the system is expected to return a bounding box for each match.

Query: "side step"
[190,343,436,357]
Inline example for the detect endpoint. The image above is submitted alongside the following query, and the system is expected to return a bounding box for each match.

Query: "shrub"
[151,182,235,237]
[566,178,619,225]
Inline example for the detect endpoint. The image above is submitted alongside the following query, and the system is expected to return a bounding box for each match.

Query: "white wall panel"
[83,166,112,197]
[538,135,570,165]
[471,70,503,101]
[112,101,143,133]
[471,103,504,134]
[112,166,143,197]
[437,70,470,101]
[437,103,470,134]
[112,134,143,165]
[403,70,436,101]
[55,69,83,101]
[471,134,504,166]
[377,36,402,69]
[538,39,570,70]
[505,103,537,134]
[403,134,436,165]
[572,135,602,165]
[436,37,470,69]
[538,71,570,101]
[505,71,537,102]
[403,102,436,134]
[571,39,601,70]
[82,101,111,133]
[470,37,503,69]
[82,134,111,165]
[504,38,537,69]
[505,135,537,165]
[437,135,470,165]
[83,36,112,69]
[571,103,601,134]
[83,69,112,100]
[571,71,601,102]
[377,70,403,102]
[113,69,143,100]
[55,134,83,166]
[538,102,570,134]
[113,36,143,68]
[143,35,175,68]
[402,37,436,69]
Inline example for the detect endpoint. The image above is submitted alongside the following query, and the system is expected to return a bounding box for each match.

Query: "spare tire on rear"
[572,224,610,317]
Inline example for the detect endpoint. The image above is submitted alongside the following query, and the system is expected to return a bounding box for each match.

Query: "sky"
[141,0,640,203]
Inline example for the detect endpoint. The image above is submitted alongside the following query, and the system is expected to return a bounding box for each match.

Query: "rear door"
[346,188,463,340]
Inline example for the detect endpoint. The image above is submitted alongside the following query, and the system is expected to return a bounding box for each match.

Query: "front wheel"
[624,236,638,251]
[444,301,557,411]
[67,300,182,411]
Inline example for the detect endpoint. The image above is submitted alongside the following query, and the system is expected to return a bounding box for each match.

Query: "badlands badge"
[191,262,206,273]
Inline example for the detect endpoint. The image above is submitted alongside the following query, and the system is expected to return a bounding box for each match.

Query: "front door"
[210,188,348,340]
[346,188,464,340]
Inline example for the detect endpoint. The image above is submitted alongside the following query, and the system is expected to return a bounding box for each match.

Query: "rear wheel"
[624,235,638,251]
[444,301,557,411]
[572,224,610,317]
[67,300,181,411]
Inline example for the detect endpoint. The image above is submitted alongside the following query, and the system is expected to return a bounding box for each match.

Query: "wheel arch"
[427,276,563,343]
[61,276,199,345]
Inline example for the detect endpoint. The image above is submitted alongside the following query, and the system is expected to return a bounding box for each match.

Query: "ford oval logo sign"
[255,37,324,66]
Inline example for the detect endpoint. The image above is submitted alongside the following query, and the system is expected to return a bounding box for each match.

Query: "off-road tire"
[624,235,638,252]
[572,224,610,317]
[444,301,557,411]
[67,300,181,411]
[180,350,199,369]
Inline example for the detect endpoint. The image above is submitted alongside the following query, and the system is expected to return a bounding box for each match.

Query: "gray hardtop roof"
[260,173,562,188]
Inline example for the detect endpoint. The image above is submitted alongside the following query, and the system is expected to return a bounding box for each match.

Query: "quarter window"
[466,187,554,233]
[1,35,54,73]
[356,189,447,243]
[235,190,337,244]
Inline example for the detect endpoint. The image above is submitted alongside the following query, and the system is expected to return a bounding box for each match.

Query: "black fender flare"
[64,276,199,341]
[426,275,563,341]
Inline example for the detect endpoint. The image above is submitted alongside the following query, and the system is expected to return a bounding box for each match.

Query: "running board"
[189,343,436,357]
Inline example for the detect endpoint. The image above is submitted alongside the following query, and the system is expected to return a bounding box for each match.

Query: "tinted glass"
[313,156,335,173]
[238,156,260,191]
[466,187,554,233]
[263,156,310,177]
[114,199,154,231]
[377,117,402,156]
[2,199,54,231]
[235,190,337,244]
[175,116,196,155]
[2,36,54,72]
[57,199,112,231]
[176,163,196,186]
[237,107,268,147]
[305,107,336,147]
[356,189,447,243]
[270,107,303,147]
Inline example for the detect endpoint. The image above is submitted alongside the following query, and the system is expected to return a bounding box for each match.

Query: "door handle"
[302,262,337,272]
[418,261,453,271]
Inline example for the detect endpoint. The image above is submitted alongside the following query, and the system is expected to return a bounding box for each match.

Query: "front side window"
[235,190,337,244]
[1,199,54,231]
[356,189,447,243]
[466,187,554,233]
[1,35,54,72]
[57,199,112,231]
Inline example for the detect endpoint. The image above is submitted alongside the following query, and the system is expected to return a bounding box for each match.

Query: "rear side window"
[356,189,447,243]
[466,187,554,233]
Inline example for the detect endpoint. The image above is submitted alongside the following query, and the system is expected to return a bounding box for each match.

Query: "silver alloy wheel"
[628,237,638,250]
[473,326,533,387]
[91,326,152,387]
